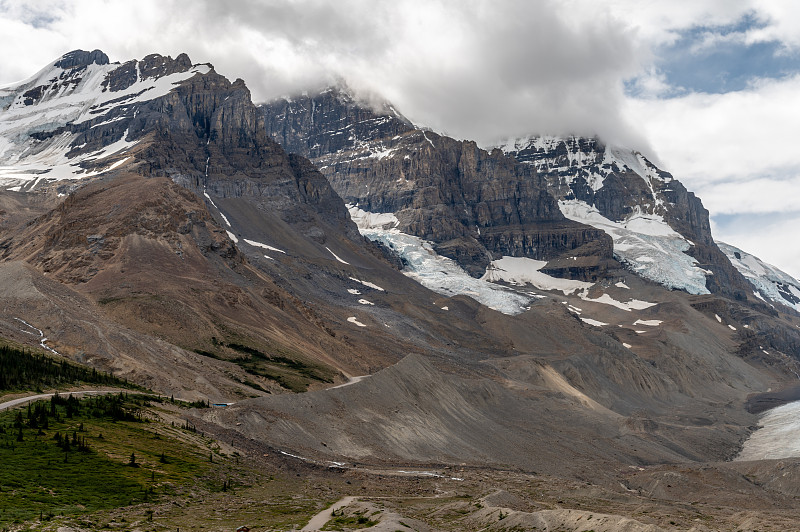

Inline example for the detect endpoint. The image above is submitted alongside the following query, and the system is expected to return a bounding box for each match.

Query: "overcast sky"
[1,0,799,278]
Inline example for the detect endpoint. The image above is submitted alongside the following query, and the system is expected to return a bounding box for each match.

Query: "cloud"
[625,73,800,278]
[0,0,651,147]
[1,0,795,149]
[712,212,800,280]
[625,74,800,187]
[1,0,799,276]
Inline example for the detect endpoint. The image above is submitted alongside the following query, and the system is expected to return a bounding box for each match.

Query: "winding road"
[0,389,135,412]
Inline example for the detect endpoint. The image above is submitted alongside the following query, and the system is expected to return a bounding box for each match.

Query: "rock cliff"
[261,87,612,277]
[500,135,753,298]
[8,51,361,245]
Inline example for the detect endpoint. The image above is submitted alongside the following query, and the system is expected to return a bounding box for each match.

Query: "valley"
[1,48,800,531]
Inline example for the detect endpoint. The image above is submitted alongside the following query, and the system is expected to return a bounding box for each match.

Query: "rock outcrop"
[53,49,109,69]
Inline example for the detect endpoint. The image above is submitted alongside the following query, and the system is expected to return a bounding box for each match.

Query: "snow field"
[559,200,710,295]
[0,58,210,188]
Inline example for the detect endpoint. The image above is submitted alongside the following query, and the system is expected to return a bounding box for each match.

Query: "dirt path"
[329,375,370,390]
[301,496,358,531]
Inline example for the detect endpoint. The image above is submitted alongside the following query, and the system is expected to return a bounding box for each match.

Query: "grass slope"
[0,393,213,528]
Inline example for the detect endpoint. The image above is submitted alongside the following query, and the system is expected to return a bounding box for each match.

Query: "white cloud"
[692,173,800,215]
[742,0,800,50]
[625,74,800,187]
[0,0,651,147]
[713,213,800,280]
[625,73,800,277]
[0,0,799,276]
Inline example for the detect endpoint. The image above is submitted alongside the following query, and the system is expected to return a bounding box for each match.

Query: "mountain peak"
[53,49,109,69]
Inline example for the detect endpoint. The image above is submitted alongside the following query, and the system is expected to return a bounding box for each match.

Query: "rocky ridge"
[261,86,613,277]
[498,135,755,299]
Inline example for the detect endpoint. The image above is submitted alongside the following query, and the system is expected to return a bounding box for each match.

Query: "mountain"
[718,241,800,312]
[5,50,800,529]
[259,82,800,417]
[0,50,465,399]
[263,86,614,279]
[497,135,754,299]
[260,86,800,320]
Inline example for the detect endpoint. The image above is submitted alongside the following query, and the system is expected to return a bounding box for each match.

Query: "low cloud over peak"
[2,0,800,276]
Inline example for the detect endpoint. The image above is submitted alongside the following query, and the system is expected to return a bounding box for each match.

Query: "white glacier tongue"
[718,242,800,312]
[364,227,535,315]
[347,205,683,315]
[347,206,535,315]
[559,199,710,295]
[736,400,800,461]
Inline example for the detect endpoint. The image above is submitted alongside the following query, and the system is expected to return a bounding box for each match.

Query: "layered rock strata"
[261,87,612,277]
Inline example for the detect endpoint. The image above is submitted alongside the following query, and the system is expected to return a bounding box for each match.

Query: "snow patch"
[225,230,238,243]
[325,246,349,265]
[579,292,656,312]
[244,239,286,254]
[482,256,592,295]
[347,317,367,327]
[349,277,384,291]
[633,319,662,326]
[347,204,399,230]
[581,317,608,327]
[358,299,374,306]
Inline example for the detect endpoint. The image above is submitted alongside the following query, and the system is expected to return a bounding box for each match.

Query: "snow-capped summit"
[0,49,210,190]
[495,135,752,296]
[497,135,675,223]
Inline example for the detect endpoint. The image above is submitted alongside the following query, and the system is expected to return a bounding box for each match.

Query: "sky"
[0,0,798,278]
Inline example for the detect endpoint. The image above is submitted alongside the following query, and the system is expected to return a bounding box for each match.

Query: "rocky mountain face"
[261,87,613,278]
[499,136,754,299]
[261,85,800,378]
[6,51,800,527]
[0,50,453,397]
[1,49,357,245]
